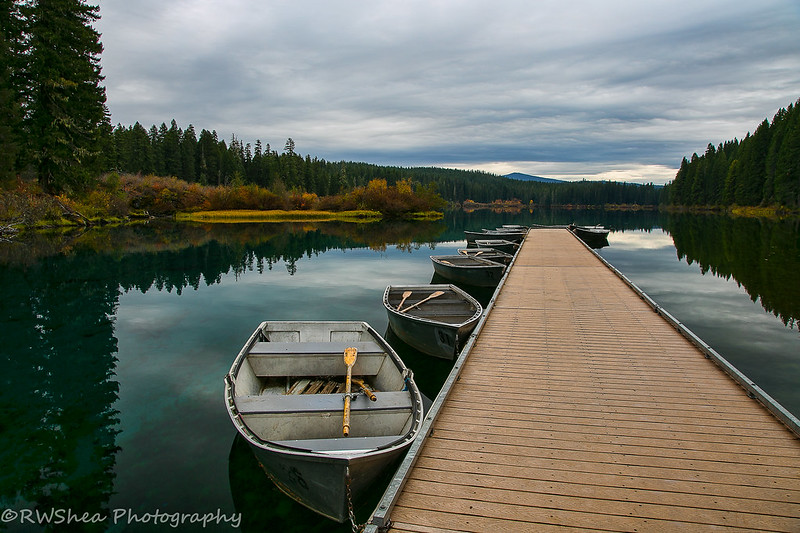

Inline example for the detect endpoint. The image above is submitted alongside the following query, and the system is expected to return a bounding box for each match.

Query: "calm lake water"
[1,210,798,532]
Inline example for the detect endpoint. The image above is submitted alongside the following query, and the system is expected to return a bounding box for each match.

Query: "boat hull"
[430,255,505,287]
[570,225,610,248]
[473,239,519,255]
[464,229,526,244]
[384,285,481,360]
[457,248,513,265]
[250,439,406,522]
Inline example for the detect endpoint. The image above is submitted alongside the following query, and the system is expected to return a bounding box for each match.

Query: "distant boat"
[473,238,519,255]
[430,254,506,287]
[528,223,570,229]
[569,224,610,248]
[498,224,529,231]
[457,247,514,265]
[383,284,482,360]
[464,229,526,244]
[224,320,423,523]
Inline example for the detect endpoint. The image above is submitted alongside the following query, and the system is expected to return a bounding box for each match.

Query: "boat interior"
[432,255,505,268]
[458,248,513,263]
[230,322,417,450]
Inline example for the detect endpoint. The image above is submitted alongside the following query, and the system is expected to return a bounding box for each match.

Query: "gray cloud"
[96,0,800,184]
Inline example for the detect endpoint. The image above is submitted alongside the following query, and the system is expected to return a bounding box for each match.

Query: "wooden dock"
[366,228,800,532]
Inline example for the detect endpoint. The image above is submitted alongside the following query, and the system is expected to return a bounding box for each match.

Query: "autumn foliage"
[1,173,446,225]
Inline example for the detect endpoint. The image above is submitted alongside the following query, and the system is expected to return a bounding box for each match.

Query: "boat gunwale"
[472,238,518,246]
[430,254,507,270]
[457,247,513,258]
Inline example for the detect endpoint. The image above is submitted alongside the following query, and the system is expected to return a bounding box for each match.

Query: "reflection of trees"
[0,255,121,532]
[0,219,449,280]
[665,214,800,328]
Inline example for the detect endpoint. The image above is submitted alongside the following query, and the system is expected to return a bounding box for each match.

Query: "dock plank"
[377,229,800,532]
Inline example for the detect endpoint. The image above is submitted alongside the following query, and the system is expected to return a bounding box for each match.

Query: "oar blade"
[343,346,357,366]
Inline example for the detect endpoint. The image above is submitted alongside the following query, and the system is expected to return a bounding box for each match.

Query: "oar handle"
[352,378,377,401]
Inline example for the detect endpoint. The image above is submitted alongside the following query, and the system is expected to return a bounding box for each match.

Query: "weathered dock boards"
[368,229,800,532]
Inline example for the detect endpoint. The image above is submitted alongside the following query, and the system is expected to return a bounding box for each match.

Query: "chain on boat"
[345,466,366,533]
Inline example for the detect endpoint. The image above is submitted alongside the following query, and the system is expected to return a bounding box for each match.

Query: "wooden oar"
[399,290,444,313]
[342,347,357,437]
[352,378,377,401]
[397,290,412,310]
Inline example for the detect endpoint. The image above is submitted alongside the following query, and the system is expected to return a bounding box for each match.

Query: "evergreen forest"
[107,123,663,207]
[665,99,800,208]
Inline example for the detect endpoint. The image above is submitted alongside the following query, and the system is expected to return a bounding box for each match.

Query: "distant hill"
[504,172,564,184]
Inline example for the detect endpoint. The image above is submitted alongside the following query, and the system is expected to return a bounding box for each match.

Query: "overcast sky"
[95,0,800,184]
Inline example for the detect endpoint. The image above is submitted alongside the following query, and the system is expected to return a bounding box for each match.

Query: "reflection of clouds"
[117,299,188,338]
[231,244,457,289]
[608,229,674,250]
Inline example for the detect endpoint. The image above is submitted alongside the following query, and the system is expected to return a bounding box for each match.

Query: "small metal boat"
[224,321,423,523]
[473,238,519,255]
[529,223,570,229]
[430,255,506,287]
[464,229,526,244]
[499,224,529,231]
[569,224,610,248]
[383,284,482,360]
[457,247,514,265]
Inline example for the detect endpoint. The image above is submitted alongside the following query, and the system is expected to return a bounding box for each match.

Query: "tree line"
[665,99,800,208]
[108,121,663,206]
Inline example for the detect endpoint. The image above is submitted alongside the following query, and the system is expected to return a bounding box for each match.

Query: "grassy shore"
[175,209,444,223]
[661,204,800,220]
[175,209,383,223]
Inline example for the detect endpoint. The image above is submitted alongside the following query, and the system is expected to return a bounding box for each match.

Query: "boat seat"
[272,435,404,452]
[249,340,384,355]
[246,341,388,377]
[235,391,412,415]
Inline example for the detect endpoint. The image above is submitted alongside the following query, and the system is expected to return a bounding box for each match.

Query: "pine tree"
[0,0,23,184]
[163,119,181,178]
[196,129,220,185]
[774,104,800,207]
[180,125,197,182]
[129,122,153,174]
[23,0,109,192]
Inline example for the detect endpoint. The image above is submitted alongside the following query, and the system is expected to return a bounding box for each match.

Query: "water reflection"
[0,253,120,532]
[663,214,800,329]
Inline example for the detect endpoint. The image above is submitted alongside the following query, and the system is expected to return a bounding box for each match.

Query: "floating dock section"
[366,228,800,532]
